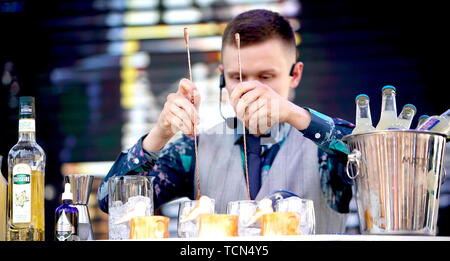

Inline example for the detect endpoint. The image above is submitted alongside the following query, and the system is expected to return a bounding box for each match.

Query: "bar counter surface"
[98,234,450,241]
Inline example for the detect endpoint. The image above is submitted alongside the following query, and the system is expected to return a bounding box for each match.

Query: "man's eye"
[260,75,272,80]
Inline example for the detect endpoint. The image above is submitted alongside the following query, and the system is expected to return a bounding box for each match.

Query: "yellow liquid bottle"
[376,85,398,130]
[352,94,375,134]
[7,96,46,241]
[390,104,417,129]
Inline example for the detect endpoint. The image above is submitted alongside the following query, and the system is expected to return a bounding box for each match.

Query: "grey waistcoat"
[196,122,348,234]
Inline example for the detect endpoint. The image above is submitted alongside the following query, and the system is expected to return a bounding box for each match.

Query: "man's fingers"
[229,82,257,108]
[169,104,196,133]
[168,111,192,135]
[235,88,263,119]
[178,78,198,101]
[245,103,277,135]
[192,89,201,111]
[172,96,199,125]
[244,97,266,120]
[257,105,272,134]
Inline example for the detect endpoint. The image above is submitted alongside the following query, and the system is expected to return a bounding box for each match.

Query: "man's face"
[221,38,297,99]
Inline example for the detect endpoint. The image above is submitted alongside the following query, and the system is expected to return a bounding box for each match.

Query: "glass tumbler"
[177,199,215,238]
[108,175,154,240]
[275,197,315,235]
[226,200,260,237]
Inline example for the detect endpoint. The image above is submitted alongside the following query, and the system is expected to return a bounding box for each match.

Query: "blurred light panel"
[195,0,216,7]
[163,0,193,8]
[105,12,123,26]
[94,0,158,10]
[107,40,140,55]
[227,0,300,20]
[225,0,276,4]
[163,8,202,24]
[61,161,115,177]
[124,11,159,25]
[106,11,159,26]
[107,23,225,41]
[120,52,150,68]
[125,0,159,9]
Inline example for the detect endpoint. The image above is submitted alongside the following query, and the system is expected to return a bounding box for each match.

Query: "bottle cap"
[382,85,396,92]
[355,94,369,101]
[62,183,73,201]
[19,96,35,119]
[418,115,429,119]
[403,104,416,111]
[19,96,34,104]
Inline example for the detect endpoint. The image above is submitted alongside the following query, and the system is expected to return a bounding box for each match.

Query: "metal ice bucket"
[342,130,447,235]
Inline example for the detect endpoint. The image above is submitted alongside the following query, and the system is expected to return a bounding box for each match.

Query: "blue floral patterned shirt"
[98,108,355,214]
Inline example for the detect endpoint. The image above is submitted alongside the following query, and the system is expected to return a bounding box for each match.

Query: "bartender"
[98,9,354,234]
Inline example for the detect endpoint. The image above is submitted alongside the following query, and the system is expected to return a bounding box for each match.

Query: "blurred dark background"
[0,0,448,240]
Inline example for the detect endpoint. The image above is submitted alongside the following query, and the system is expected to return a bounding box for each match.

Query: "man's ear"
[218,64,224,74]
[290,62,303,89]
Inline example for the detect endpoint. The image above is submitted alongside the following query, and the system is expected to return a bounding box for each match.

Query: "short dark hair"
[222,9,296,51]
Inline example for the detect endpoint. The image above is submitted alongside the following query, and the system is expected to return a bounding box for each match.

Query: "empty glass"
[226,200,260,237]
[108,175,154,240]
[275,197,315,235]
[177,199,215,238]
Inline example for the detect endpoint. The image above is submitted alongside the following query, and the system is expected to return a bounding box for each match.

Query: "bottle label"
[56,210,73,241]
[12,164,32,223]
[18,119,35,132]
[418,118,440,131]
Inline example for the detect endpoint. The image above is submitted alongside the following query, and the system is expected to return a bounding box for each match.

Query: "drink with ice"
[227,200,260,237]
[109,195,152,240]
[177,196,215,238]
[107,176,153,240]
[275,197,315,235]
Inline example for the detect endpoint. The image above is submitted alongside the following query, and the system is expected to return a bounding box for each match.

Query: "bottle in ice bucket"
[389,104,416,129]
[416,115,429,129]
[376,85,397,130]
[416,108,450,137]
[352,94,375,134]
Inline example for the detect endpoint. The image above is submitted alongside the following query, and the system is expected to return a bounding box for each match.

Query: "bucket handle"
[346,149,362,180]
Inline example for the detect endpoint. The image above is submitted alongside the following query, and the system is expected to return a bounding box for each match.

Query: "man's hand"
[143,78,200,151]
[229,80,311,135]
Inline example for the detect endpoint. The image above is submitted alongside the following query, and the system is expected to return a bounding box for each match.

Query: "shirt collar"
[233,119,291,146]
